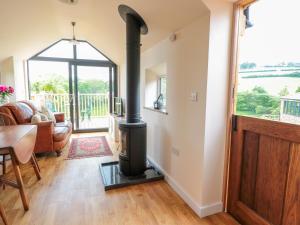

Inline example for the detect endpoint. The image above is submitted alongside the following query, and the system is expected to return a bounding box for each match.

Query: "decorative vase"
[0,96,9,105]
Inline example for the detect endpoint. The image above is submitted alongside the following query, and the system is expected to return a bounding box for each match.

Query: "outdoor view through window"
[27,40,114,130]
[29,61,110,130]
[236,0,300,124]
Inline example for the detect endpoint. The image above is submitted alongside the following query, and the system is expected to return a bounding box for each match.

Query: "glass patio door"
[28,60,73,121]
[28,39,118,133]
[71,64,111,132]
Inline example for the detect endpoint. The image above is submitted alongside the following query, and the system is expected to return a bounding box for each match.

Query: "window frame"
[157,75,167,108]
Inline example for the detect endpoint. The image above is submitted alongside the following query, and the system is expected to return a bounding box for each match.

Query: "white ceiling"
[0,0,209,64]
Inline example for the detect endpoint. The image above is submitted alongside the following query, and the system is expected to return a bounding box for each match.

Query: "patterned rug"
[67,136,113,159]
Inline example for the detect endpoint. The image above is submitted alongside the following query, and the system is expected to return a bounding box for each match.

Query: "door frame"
[223,0,258,210]
[70,62,113,133]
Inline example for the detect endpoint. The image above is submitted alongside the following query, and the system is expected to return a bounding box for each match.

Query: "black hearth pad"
[99,161,164,190]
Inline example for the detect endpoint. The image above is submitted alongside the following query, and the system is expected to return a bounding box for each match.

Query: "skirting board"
[147,156,223,218]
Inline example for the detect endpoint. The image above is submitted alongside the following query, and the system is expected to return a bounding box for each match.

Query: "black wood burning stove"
[118,4,147,177]
[99,5,163,190]
[119,122,146,176]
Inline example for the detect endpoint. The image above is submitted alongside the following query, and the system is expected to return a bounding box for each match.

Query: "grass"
[236,110,262,117]
[236,110,280,120]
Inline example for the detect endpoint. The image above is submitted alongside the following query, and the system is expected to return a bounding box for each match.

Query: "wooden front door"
[227,115,300,225]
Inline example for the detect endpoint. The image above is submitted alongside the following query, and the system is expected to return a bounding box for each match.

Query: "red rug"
[67,136,113,159]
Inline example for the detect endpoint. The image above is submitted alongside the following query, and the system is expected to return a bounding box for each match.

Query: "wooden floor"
[0,133,239,225]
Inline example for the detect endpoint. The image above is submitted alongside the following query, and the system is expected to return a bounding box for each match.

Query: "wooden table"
[0,125,41,224]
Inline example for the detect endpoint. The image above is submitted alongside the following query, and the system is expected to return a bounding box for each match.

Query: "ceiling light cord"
[71,21,76,40]
[70,21,79,45]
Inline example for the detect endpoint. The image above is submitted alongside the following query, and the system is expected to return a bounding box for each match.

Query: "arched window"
[28,39,118,132]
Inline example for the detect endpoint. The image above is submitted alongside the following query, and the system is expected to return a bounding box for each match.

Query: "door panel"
[282,143,300,225]
[228,116,300,225]
[254,136,289,225]
[239,131,259,208]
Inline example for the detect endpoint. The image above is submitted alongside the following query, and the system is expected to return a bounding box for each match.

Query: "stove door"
[120,128,129,158]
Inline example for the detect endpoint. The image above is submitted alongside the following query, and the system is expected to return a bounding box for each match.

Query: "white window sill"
[144,106,168,115]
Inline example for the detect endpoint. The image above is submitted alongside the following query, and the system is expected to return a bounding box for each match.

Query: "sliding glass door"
[71,64,111,132]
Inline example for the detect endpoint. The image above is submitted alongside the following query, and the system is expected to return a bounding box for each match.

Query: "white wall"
[0,57,16,101]
[201,0,233,207]
[0,57,27,101]
[0,57,15,86]
[14,58,27,100]
[119,0,233,218]
[141,13,210,214]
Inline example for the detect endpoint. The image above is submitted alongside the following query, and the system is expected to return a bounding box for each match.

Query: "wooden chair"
[0,113,15,179]
[0,112,14,225]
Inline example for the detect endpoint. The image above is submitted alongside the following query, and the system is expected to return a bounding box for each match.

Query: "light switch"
[190,92,198,102]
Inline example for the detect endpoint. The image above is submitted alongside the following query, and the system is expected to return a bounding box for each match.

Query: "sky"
[29,60,110,82]
[239,0,300,66]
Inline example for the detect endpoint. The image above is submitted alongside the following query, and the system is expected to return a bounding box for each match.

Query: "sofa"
[0,101,72,156]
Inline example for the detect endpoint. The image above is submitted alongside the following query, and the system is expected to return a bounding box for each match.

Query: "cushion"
[37,112,48,121]
[53,126,69,142]
[55,121,72,128]
[31,114,42,124]
[41,106,56,124]
[20,100,39,114]
[55,121,72,134]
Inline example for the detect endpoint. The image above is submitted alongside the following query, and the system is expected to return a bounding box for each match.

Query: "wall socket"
[172,147,180,156]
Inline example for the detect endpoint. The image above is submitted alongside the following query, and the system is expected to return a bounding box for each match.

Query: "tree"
[237,86,280,116]
[279,86,289,97]
[31,74,109,94]
[78,80,109,94]
[253,86,267,94]
[240,62,257,70]
[31,81,43,93]
[31,74,68,94]
[296,87,300,93]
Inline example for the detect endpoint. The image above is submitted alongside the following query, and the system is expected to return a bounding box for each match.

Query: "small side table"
[0,125,41,213]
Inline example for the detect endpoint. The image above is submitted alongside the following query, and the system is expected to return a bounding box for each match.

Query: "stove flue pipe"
[119,5,148,123]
